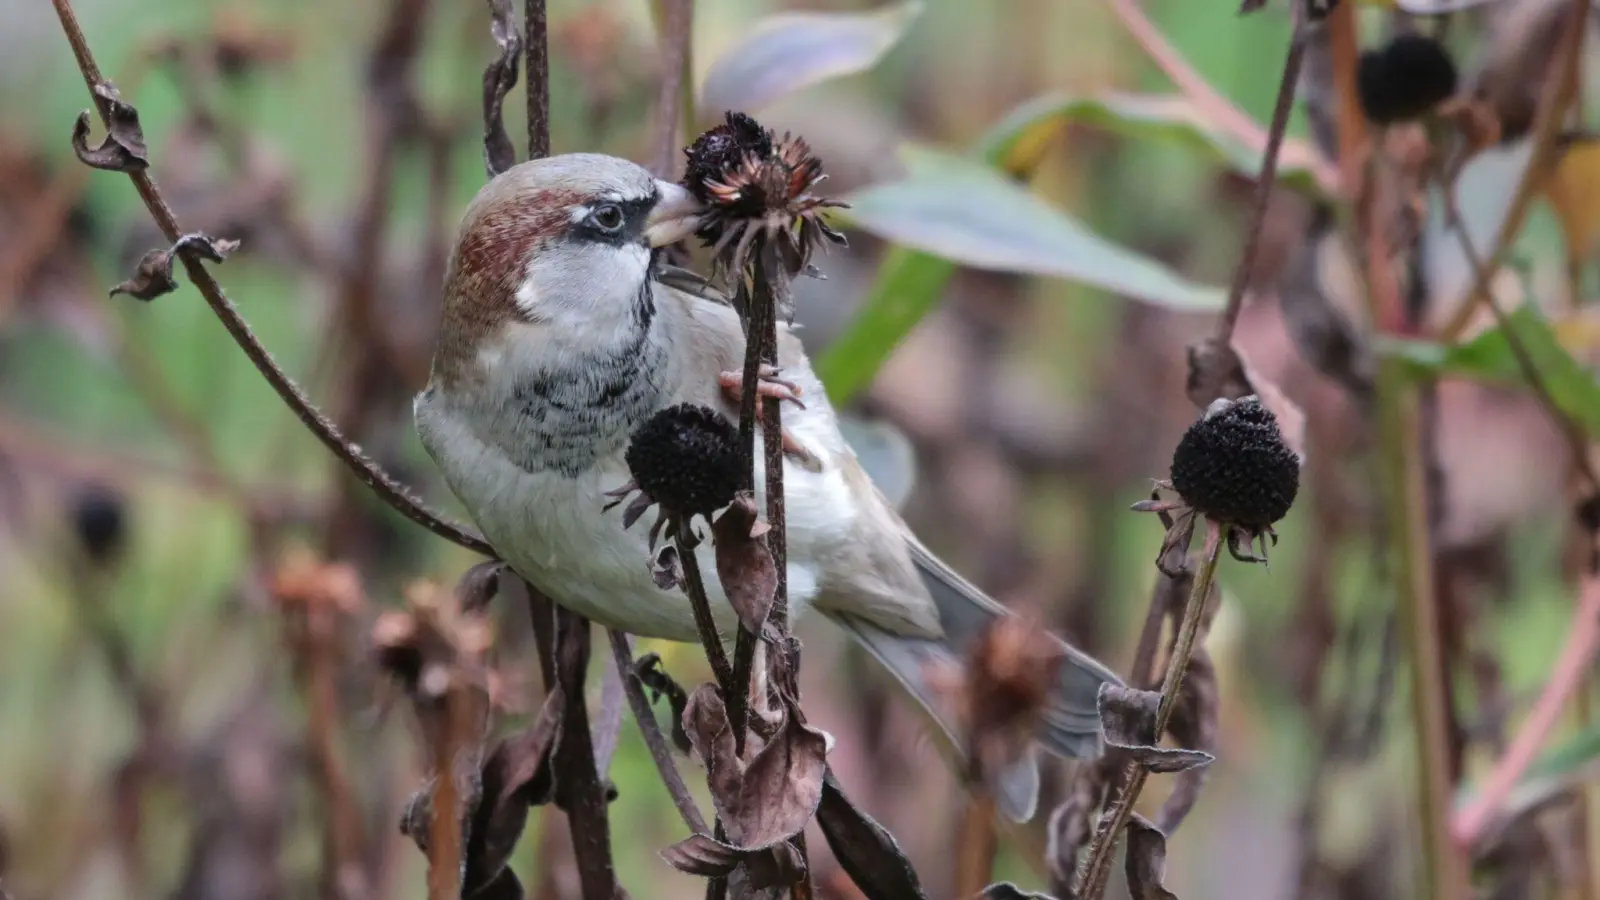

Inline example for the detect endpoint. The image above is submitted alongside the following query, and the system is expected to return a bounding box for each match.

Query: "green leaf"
[698,0,922,116]
[815,91,1280,403]
[840,146,1224,306]
[986,92,1327,197]
[1380,304,1600,433]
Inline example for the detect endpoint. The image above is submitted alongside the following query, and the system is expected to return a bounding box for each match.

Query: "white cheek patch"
[513,273,541,316]
[568,204,591,224]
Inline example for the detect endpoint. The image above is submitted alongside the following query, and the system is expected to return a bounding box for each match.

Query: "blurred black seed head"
[70,482,128,567]
[683,112,773,204]
[624,404,743,519]
[1170,398,1299,529]
[1358,33,1458,125]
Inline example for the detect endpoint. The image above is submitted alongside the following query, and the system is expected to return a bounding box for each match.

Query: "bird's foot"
[718,365,805,410]
[717,367,822,472]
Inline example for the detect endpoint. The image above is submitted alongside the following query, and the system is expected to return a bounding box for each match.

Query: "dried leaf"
[1156,649,1217,835]
[110,233,240,301]
[661,832,743,877]
[1543,135,1600,269]
[69,83,148,172]
[461,686,564,895]
[684,684,742,808]
[815,769,928,900]
[1279,218,1376,400]
[472,869,524,900]
[1097,684,1214,774]
[457,561,507,614]
[743,840,807,890]
[1184,338,1308,462]
[1124,815,1178,900]
[651,546,682,590]
[637,652,692,753]
[727,708,828,850]
[1046,762,1110,887]
[481,0,521,178]
[713,496,777,634]
[698,0,922,114]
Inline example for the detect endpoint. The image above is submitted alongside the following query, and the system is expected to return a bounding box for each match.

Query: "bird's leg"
[719,367,823,472]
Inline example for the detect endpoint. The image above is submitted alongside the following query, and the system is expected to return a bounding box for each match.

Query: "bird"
[413,152,1122,822]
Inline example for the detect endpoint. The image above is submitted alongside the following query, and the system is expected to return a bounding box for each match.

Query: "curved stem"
[50,0,496,558]
[1076,520,1223,900]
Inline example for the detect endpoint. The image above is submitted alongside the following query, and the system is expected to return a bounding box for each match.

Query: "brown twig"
[606,629,709,834]
[1216,6,1308,346]
[674,521,737,693]
[49,0,495,558]
[525,0,549,159]
[551,609,621,900]
[650,0,694,178]
[1076,521,1222,900]
[1439,0,1592,340]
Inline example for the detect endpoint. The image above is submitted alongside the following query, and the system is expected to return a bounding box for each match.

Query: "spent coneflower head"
[681,111,847,280]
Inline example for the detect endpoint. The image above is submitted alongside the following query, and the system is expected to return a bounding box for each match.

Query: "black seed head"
[1357,33,1458,125]
[1169,398,1300,529]
[683,111,773,204]
[70,483,127,567]
[624,404,744,518]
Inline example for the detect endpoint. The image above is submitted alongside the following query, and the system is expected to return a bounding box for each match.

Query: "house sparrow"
[413,153,1121,822]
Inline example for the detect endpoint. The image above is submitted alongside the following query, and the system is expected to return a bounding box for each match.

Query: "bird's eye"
[591,204,625,232]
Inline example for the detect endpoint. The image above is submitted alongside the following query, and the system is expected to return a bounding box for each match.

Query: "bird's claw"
[719,366,805,410]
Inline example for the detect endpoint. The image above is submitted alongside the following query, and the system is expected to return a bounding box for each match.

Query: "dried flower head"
[69,482,127,567]
[622,403,744,521]
[681,111,846,278]
[1358,33,1458,125]
[1138,396,1301,569]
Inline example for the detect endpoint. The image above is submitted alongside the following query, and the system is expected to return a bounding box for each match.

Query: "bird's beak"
[645,180,704,248]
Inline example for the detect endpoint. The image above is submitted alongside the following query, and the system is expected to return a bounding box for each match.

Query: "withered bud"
[624,403,743,519]
[1358,33,1458,125]
[70,482,127,567]
[1169,397,1299,529]
[680,110,846,276]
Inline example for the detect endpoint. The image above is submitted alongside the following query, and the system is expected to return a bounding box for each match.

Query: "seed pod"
[1169,397,1299,529]
[624,403,744,519]
[1357,33,1458,125]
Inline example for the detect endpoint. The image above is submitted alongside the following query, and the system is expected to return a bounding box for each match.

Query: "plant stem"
[1076,521,1223,900]
[606,630,709,834]
[1376,358,1467,900]
[49,0,495,558]
[673,522,736,694]
[524,0,548,159]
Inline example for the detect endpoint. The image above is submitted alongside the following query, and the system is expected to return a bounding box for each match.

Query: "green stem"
[1076,521,1223,900]
[1376,357,1466,900]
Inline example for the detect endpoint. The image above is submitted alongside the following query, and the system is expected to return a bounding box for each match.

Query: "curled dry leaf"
[1156,648,1217,835]
[1046,760,1111,888]
[1184,337,1308,463]
[661,832,743,877]
[636,652,692,753]
[461,686,564,895]
[110,233,240,301]
[1125,814,1179,900]
[684,684,742,805]
[814,769,929,900]
[730,708,828,851]
[713,495,777,633]
[1097,683,1215,774]
[457,561,507,614]
[480,0,522,178]
[70,82,148,171]
[1279,214,1376,400]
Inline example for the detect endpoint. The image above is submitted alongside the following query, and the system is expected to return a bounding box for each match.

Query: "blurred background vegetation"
[0,0,1595,898]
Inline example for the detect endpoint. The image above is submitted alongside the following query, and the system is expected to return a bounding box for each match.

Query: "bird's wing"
[658,284,944,639]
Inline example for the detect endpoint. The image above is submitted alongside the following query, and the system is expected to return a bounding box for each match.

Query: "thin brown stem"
[650,0,695,178]
[1077,521,1223,900]
[674,522,737,693]
[1440,0,1591,340]
[524,0,548,159]
[1217,11,1307,345]
[49,0,495,558]
[606,629,709,834]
